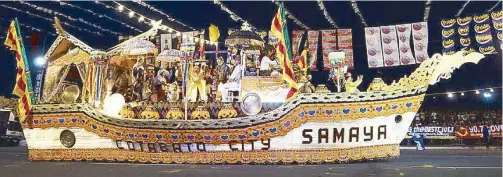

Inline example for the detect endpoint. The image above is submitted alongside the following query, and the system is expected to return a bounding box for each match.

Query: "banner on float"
[182,31,196,44]
[308,30,319,71]
[473,13,497,54]
[406,126,455,137]
[292,30,305,59]
[380,25,400,67]
[337,29,354,68]
[180,43,196,58]
[321,30,337,70]
[396,24,416,65]
[457,16,475,55]
[441,18,457,55]
[412,22,429,63]
[365,27,384,68]
[491,11,503,49]
[161,33,174,51]
[456,125,502,139]
[268,31,279,46]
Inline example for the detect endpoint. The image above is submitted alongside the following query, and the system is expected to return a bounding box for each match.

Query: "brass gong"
[61,85,80,104]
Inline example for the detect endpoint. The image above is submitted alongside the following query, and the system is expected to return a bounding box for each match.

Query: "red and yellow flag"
[4,19,34,122]
[271,3,299,101]
[294,42,309,72]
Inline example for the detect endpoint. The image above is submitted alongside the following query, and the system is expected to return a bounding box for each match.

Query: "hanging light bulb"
[447,93,454,98]
[476,90,480,94]
[490,88,494,92]
[484,92,492,98]
[128,11,135,18]
[168,28,174,33]
[138,16,145,22]
[205,40,210,44]
[461,92,465,96]
[118,5,124,12]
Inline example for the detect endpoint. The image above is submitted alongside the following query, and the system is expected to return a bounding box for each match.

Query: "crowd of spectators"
[412,109,502,127]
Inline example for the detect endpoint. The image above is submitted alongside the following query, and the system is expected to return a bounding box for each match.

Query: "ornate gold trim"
[28,144,399,164]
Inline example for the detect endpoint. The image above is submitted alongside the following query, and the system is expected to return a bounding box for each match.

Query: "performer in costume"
[343,72,363,93]
[187,63,207,102]
[259,47,278,76]
[132,59,145,101]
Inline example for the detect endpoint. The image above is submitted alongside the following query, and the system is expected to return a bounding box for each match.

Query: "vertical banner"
[457,16,475,55]
[160,33,173,51]
[412,22,429,63]
[292,30,305,59]
[395,24,416,65]
[380,25,400,67]
[365,27,384,68]
[321,30,337,70]
[491,11,502,49]
[336,29,354,68]
[441,18,457,55]
[474,13,497,54]
[307,30,319,71]
[182,31,195,44]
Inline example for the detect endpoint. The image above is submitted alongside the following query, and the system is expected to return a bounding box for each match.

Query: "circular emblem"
[395,115,403,123]
[241,93,262,116]
[60,130,76,148]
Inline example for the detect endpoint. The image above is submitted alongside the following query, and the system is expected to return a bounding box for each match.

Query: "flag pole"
[14,18,36,104]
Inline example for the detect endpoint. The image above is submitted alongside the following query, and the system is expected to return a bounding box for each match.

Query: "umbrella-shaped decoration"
[225,23,264,49]
[120,39,158,58]
[156,49,181,63]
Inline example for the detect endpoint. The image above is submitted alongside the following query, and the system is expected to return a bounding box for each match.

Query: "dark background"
[0,1,501,109]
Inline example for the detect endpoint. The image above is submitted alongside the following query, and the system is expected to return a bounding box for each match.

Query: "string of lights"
[17,1,121,36]
[0,17,57,36]
[423,0,432,21]
[132,0,195,31]
[350,0,368,27]
[98,1,218,45]
[54,1,143,33]
[489,0,502,11]
[213,0,256,30]
[0,4,102,36]
[317,0,338,28]
[425,86,501,98]
[456,0,471,17]
[273,1,310,30]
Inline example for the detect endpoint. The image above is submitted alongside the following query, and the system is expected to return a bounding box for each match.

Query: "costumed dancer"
[343,72,363,93]
[259,47,278,76]
[132,59,146,101]
[187,62,207,102]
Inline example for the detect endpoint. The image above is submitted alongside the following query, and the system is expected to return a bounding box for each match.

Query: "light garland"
[350,0,368,27]
[98,1,217,45]
[0,17,57,36]
[423,0,432,21]
[214,0,256,30]
[425,86,502,97]
[317,0,338,28]
[0,4,102,36]
[273,1,310,30]
[55,1,143,33]
[489,0,502,11]
[456,0,471,17]
[131,0,195,30]
[18,1,121,36]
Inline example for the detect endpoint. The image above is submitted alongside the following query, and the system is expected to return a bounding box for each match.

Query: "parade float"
[13,13,487,164]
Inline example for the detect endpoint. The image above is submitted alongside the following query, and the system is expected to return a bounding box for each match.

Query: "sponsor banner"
[308,30,320,71]
[456,125,502,139]
[395,24,416,65]
[337,29,354,68]
[365,27,384,68]
[441,18,457,55]
[412,22,429,63]
[457,16,475,55]
[491,11,503,49]
[160,33,174,51]
[321,30,337,70]
[380,25,400,67]
[406,126,455,137]
[180,43,196,58]
[473,13,497,54]
[292,30,305,59]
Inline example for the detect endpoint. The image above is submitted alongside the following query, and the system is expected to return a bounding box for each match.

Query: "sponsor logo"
[381,27,391,34]
[491,11,503,20]
[458,26,470,36]
[475,34,492,44]
[479,45,496,53]
[473,13,490,23]
[441,19,456,28]
[302,125,387,144]
[460,37,471,46]
[442,39,455,48]
[474,24,491,33]
[412,23,423,31]
[493,21,503,30]
[442,28,456,37]
[498,33,503,40]
[397,26,407,33]
[457,16,472,25]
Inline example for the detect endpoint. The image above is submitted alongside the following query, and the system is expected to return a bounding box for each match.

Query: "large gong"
[240,93,262,116]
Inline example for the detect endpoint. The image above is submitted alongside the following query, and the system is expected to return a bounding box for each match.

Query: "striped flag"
[271,3,299,101]
[294,42,309,73]
[4,19,34,122]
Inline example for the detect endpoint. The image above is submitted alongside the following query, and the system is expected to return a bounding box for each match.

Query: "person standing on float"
[482,123,491,148]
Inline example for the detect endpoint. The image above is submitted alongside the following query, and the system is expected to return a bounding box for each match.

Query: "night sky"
[0,1,501,108]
